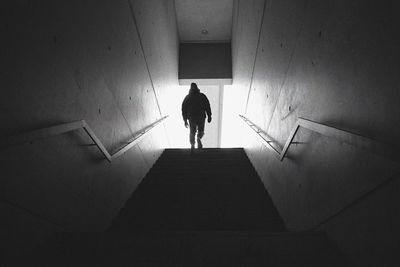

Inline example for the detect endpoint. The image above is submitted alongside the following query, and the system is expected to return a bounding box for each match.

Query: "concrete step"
[163,148,246,154]
[30,231,350,267]
[45,148,346,266]
[13,148,350,266]
[110,147,285,232]
[150,164,255,171]
[159,149,250,160]
[157,157,250,163]
[146,174,258,181]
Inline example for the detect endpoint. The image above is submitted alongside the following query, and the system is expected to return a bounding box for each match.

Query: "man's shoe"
[197,138,203,149]
[190,144,195,154]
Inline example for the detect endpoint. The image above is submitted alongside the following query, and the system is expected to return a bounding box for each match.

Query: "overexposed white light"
[163,86,191,148]
[163,84,245,148]
[164,85,222,148]
[220,85,244,148]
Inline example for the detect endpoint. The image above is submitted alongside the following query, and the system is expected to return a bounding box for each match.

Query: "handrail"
[239,115,282,157]
[239,114,396,162]
[3,116,169,162]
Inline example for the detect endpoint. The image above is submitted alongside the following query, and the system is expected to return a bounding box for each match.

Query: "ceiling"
[175,0,233,43]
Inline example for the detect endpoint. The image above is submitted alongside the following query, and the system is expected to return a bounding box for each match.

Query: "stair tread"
[30,148,350,266]
[109,148,286,233]
[32,230,349,267]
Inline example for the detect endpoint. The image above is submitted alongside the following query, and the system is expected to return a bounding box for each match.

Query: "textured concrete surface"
[130,0,179,117]
[231,0,266,115]
[175,0,233,42]
[232,0,400,265]
[0,0,178,254]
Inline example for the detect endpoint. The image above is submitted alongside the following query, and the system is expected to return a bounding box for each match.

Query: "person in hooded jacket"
[181,83,212,149]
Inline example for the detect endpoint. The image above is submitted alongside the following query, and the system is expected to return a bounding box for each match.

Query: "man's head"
[190,83,198,90]
[189,82,200,94]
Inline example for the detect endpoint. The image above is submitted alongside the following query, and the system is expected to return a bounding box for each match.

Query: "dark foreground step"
[24,231,350,267]
[111,147,286,232]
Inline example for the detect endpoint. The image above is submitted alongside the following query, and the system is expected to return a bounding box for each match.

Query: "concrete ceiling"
[175,0,233,42]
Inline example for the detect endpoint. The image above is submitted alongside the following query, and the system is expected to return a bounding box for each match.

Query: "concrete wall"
[232,0,400,265]
[0,0,178,253]
[179,43,232,79]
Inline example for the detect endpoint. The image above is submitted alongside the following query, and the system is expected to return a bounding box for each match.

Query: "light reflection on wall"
[163,86,190,148]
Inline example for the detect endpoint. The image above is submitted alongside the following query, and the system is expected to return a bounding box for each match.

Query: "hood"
[189,87,200,95]
[189,83,200,95]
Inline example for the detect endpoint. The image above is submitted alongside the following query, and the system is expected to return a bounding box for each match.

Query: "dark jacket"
[182,87,212,120]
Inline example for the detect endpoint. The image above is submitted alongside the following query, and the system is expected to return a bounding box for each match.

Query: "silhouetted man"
[182,83,212,149]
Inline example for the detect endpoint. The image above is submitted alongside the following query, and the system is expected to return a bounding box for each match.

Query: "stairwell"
[29,148,349,266]
[111,148,286,232]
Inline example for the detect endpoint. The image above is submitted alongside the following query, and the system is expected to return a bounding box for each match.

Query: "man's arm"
[182,96,188,120]
[182,96,189,127]
[203,94,212,122]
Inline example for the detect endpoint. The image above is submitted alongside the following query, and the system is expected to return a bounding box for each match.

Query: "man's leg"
[196,118,205,149]
[188,118,197,149]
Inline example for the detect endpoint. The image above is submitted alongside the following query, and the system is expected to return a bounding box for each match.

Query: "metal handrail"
[239,114,396,162]
[3,115,169,162]
[239,115,282,157]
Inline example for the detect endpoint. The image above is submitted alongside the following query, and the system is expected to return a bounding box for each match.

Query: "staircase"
[29,148,349,266]
[111,148,286,232]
